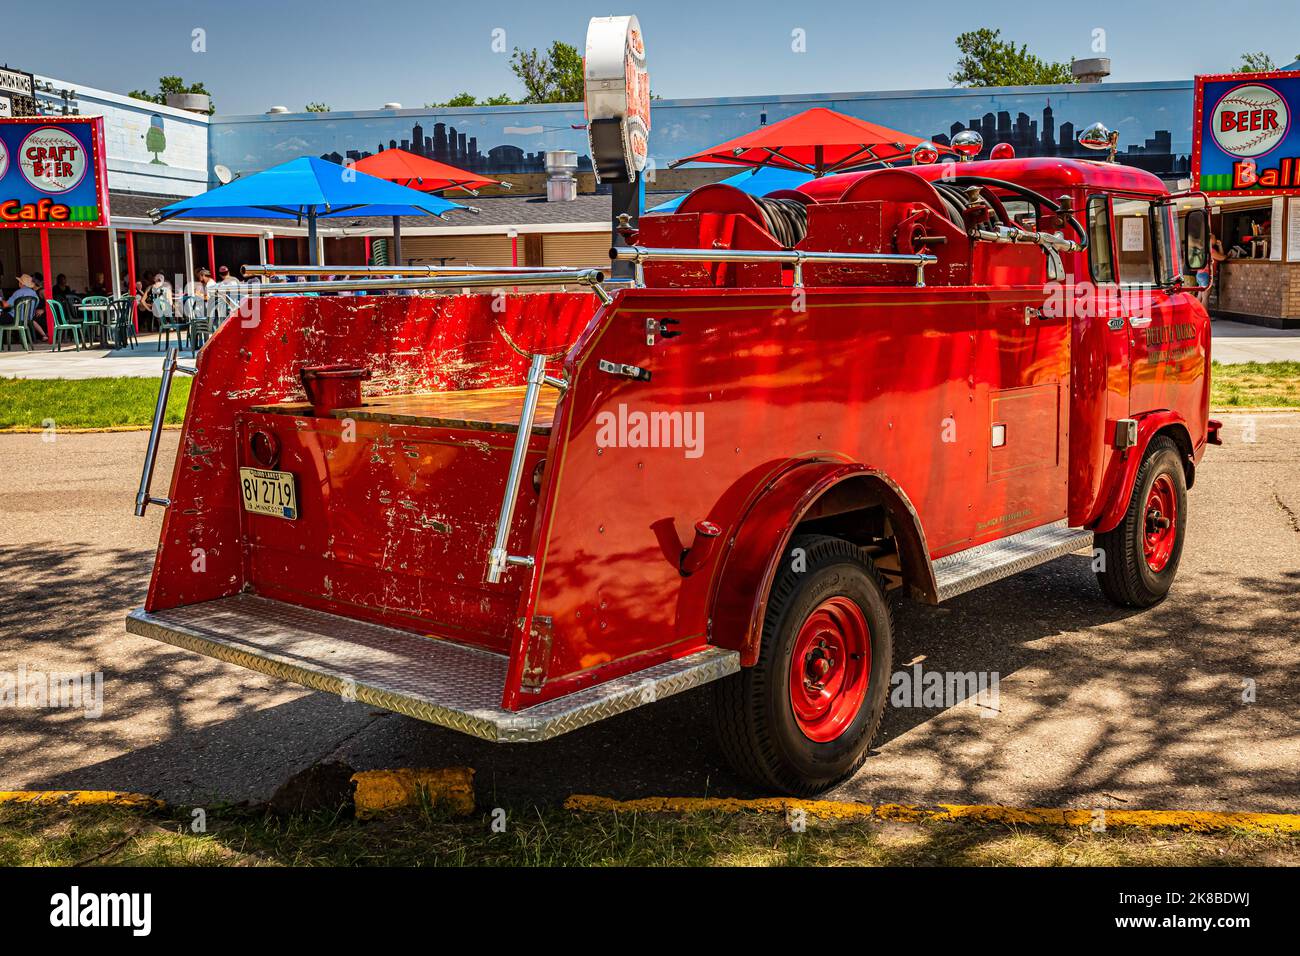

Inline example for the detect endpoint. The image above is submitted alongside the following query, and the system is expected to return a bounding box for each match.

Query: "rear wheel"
[713,534,893,796]
[1095,436,1188,607]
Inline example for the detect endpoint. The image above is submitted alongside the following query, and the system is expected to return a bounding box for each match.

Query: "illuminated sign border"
[0,115,110,229]
[1192,70,1300,198]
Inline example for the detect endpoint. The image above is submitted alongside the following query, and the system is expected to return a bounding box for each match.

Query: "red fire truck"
[128,153,1220,795]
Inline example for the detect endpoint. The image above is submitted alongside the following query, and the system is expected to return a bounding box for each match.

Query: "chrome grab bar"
[611,245,938,288]
[134,348,196,516]
[485,354,567,584]
[233,269,612,302]
[244,263,607,277]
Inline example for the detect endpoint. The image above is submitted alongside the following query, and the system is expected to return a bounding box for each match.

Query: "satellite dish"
[213,164,233,185]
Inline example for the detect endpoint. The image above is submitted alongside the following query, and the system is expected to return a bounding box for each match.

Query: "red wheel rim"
[788,596,871,743]
[1143,474,1178,572]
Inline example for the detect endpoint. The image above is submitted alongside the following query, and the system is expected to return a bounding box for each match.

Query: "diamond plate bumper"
[125,594,738,742]
[933,520,1094,602]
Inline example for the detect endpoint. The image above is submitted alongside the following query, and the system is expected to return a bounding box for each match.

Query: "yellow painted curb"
[351,768,475,820]
[0,790,164,809]
[564,795,1300,834]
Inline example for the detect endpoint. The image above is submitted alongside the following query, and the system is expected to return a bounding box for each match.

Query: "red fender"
[708,460,935,667]
[1092,411,1194,534]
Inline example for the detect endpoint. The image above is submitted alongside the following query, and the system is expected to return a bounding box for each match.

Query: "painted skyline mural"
[208,80,1194,184]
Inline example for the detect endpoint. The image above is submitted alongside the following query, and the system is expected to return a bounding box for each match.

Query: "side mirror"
[1184,208,1209,272]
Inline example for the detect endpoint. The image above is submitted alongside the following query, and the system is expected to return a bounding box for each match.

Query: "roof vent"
[267,105,289,114]
[382,102,403,110]
[1071,58,1111,84]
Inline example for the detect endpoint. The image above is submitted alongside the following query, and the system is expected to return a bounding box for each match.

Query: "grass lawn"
[2,802,1296,867]
[0,376,191,431]
[0,362,1292,432]
[1210,361,1300,408]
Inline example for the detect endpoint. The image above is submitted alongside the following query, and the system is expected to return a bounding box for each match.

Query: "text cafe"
[0,115,110,338]
[1193,70,1300,328]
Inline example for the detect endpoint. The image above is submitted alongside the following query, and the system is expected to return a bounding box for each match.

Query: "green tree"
[129,76,215,113]
[949,29,1075,87]
[305,102,331,112]
[509,40,585,103]
[1233,51,1298,72]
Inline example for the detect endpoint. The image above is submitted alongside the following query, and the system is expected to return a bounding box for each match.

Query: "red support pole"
[39,227,55,341]
[511,233,519,266]
[125,230,139,332]
[364,236,372,265]
[266,237,275,265]
[207,233,217,275]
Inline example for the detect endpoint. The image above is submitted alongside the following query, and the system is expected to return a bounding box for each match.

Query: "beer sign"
[0,116,110,228]
[584,15,650,184]
[1193,71,1300,196]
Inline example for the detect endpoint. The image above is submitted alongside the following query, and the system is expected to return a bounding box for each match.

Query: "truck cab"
[128,154,1218,795]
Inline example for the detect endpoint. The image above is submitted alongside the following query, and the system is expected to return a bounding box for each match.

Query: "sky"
[6,0,1298,115]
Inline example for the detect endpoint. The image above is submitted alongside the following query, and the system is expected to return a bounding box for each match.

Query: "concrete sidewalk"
[1212,319,1300,364]
[0,333,190,379]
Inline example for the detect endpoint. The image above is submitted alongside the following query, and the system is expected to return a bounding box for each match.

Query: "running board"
[932,520,1094,602]
[126,594,739,743]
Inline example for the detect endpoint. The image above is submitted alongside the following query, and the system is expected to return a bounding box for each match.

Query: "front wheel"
[713,534,893,796]
[1095,435,1188,607]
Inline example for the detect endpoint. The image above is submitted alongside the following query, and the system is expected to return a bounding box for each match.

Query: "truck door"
[1111,196,1206,421]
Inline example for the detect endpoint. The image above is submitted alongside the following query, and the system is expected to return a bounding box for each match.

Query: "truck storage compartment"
[237,385,561,652]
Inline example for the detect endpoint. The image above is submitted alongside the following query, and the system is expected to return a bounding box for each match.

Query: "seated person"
[3,273,50,342]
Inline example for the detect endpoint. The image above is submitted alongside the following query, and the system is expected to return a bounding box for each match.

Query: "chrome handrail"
[611,245,938,288]
[243,263,606,278]
[134,348,196,516]
[233,269,611,301]
[485,354,567,584]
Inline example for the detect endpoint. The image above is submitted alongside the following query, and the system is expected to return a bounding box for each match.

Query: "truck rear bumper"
[126,595,739,743]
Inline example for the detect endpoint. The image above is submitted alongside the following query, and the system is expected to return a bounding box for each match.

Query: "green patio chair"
[0,297,35,351]
[48,299,84,352]
[109,296,139,350]
[78,295,109,346]
[154,290,186,352]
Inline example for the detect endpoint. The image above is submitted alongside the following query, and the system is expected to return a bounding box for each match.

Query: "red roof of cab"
[798,157,1169,203]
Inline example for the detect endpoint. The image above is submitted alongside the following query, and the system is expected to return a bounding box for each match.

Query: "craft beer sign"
[0,116,110,228]
[584,15,650,183]
[1193,71,1300,196]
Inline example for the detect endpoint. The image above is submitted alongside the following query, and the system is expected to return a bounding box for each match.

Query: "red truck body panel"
[139,157,1212,717]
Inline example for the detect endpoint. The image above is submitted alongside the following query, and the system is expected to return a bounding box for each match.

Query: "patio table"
[76,302,113,347]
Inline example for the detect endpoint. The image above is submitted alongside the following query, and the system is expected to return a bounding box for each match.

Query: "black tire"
[712,534,893,796]
[1095,435,1188,607]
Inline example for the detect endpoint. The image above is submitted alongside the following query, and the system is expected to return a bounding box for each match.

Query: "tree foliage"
[305,102,330,112]
[949,29,1075,87]
[129,76,214,113]
[1233,51,1298,73]
[509,40,585,103]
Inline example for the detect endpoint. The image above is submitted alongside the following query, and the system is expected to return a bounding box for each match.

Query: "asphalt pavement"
[0,416,1295,812]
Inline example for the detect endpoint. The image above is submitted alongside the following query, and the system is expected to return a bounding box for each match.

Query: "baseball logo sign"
[18,126,88,193]
[1211,83,1290,158]
[0,139,9,181]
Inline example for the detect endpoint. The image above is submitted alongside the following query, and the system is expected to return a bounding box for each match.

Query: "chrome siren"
[951,129,983,162]
[1078,122,1119,162]
[911,141,940,165]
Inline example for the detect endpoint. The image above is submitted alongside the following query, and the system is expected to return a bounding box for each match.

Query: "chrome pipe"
[239,270,607,295]
[134,348,195,516]
[610,245,937,288]
[243,263,604,278]
[486,354,549,584]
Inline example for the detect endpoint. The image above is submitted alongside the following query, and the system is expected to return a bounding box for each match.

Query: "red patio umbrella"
[353,149,502,265]
[354,149,506,195]
[670,107,947,176]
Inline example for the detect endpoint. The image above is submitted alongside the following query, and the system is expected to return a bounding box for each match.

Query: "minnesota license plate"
[239,467,298,520]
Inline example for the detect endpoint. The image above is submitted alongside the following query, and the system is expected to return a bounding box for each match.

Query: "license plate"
[239,467,298,520]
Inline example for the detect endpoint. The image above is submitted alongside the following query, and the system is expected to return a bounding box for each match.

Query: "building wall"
[15,229,90,289]
[1217,261,1300,323]
[36,75,211,197]
[542,232,611,268]
[207,81,1197,189]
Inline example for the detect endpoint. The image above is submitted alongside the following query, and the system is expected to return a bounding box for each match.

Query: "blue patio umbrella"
[648,166,815,214]
[151,156,466,264]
